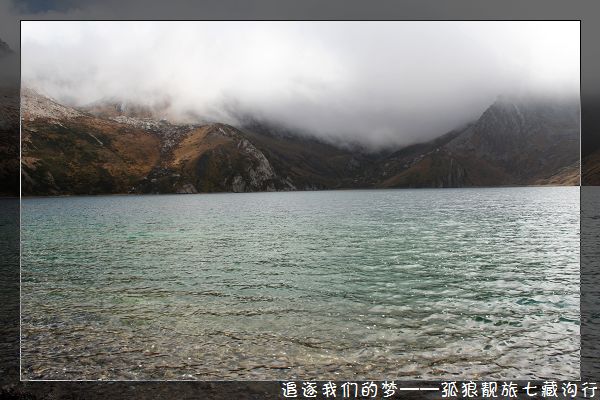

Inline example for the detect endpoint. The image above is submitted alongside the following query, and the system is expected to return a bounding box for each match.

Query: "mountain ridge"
[20,89,581,196]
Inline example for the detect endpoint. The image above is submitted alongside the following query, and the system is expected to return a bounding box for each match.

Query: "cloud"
[21,20,580,149]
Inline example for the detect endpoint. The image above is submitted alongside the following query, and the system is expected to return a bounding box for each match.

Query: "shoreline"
[16,183,581,199]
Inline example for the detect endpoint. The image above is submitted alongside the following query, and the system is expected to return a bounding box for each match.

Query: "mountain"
[377,96,580,187]
[240,121,380,190]
[583,149,600,185]
[21,88,162,195]
[20,89,580,196]
[0,38,19,196]
[0,87,19,195]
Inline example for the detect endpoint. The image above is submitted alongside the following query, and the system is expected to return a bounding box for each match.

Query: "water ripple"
[21,187,579,380]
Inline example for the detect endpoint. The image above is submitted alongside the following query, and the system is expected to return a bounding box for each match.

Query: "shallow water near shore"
[21,187,579,380]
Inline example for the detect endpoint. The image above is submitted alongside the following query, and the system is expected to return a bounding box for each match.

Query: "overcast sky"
[21,21,579,149]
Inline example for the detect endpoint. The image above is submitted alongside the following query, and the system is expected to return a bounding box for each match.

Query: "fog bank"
[21,21,580,149]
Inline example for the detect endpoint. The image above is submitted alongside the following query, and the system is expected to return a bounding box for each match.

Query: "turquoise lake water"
[20,187,580,380]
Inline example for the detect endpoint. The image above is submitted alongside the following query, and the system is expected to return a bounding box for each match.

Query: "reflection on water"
[21,187,579,380]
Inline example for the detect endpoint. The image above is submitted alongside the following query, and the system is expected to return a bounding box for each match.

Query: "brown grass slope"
[22,115,160,195]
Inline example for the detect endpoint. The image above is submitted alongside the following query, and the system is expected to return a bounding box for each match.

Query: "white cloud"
[21,20,580,149]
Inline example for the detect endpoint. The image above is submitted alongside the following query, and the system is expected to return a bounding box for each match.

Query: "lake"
[20,187,580,380]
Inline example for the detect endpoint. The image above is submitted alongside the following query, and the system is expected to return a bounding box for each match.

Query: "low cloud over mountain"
[21,21,579,150]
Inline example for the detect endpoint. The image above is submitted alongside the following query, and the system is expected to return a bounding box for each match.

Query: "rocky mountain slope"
[21,89,580,196]
[378,96,580,187]
[583,149,600,185]
[0,38,19,196]
[21,89,162,195]
[0,87,19,195]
